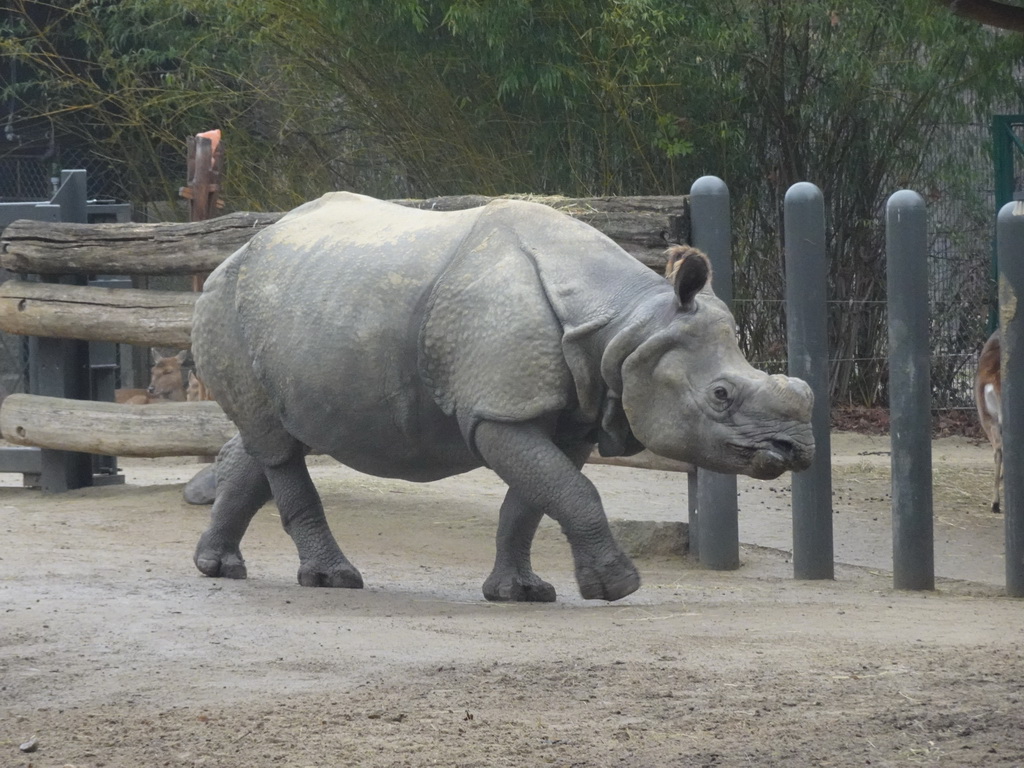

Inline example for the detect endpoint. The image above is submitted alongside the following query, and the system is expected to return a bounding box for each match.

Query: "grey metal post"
[885,190,934,591]
[687,471,698,558]
[31,313,93,492]
[53,170,88,223]
[36,170,92,492]
[690,176,739,569]
[689,176,733,305]
[784,182,834,580]
[997,201,1024,596]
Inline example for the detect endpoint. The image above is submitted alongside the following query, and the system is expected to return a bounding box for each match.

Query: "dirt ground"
[2,432,1023,768]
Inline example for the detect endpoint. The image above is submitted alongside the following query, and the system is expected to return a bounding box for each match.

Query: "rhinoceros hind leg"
[183,463,217,505]
[483,569,556,602]
[482,484,558,602]
[195,546,248,580]
[261,451,364,589]
[296,559,364,589]
[194,435,271,579]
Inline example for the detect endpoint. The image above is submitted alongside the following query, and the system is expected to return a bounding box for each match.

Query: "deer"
[186,369,214,402]
[114,350,190,405]
[975,329,1002,514]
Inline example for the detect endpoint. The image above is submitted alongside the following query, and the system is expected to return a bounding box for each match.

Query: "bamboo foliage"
[3,0,1023,405]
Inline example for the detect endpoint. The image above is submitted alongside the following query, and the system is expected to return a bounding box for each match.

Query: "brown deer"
[975,329,1002,513]
[114,350,190,404]
[186,369,214,402]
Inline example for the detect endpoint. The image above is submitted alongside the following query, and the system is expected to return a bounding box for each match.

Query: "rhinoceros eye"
[709,384,733,411]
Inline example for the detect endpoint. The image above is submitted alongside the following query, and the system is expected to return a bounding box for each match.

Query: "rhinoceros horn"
[764,374,814,422]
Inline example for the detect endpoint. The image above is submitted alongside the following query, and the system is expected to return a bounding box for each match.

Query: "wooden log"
[0,211,284,276]
[0,393,693,472]
[394,195,690,271]
[0,281,195,348]
[1,195,687,276]
[0,394,237,457]
[587,449,694,474]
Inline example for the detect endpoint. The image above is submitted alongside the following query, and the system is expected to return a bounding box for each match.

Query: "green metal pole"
[989,116,1024,332]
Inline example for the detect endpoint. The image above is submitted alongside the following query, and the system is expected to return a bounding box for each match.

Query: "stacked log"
[0,395,235,457]
[0,195,691,466]
[0,212,282,276]
[0,281,195,347]
[1,195,687,278]
[0,392,694,471]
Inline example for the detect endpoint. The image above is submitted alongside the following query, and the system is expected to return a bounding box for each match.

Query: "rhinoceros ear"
[665,246,711,311]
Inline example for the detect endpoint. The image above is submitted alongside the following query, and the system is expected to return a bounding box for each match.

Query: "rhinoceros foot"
[297,558,364,589]
[575,551,641,601]
[194,536,248,580]
[482,570,557,603]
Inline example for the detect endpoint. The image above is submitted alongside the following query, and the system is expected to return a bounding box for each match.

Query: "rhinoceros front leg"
[474,420,640,602]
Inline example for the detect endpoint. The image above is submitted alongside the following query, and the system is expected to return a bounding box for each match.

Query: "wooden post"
[180,129,224,291]
[180,130,223,436]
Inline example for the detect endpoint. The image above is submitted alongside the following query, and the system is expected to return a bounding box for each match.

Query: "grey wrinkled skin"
[191,192,814,602]
[183,464,217,505]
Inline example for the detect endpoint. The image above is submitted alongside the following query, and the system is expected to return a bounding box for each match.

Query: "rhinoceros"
[191,192,814,602]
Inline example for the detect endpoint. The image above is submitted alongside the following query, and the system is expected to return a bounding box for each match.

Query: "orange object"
[196,129,221,166]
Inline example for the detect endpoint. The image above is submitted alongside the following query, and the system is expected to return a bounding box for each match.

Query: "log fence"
[0,192,694,487]
[9,171,1015,595]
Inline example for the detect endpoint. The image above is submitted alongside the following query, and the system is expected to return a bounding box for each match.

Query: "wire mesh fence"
[0,123,1005,415]
[0,147,134,398]
[927,118,995,410]
[735,117,996,413]
[0,147,128,202]
[0,156,53,200]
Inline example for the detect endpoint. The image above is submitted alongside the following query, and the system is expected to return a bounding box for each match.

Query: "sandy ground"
[2,432,1023,767]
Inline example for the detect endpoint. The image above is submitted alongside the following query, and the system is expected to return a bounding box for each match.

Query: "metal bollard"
[784,182,834,580]
[997,201,1024,596]
[690,176,739,570]
[885,190,934,591]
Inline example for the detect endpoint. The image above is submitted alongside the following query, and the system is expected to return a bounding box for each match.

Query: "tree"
[680,1,1024,403]
[4,0,1023,404]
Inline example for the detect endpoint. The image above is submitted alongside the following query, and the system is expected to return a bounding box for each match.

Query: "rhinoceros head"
[602,247,814,480]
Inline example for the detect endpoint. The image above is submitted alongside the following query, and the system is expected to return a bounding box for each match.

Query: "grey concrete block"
[610,519,689,558]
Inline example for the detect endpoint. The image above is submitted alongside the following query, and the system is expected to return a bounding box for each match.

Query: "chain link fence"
[0,147,128,202]
[0,156,53,200]
[735,118,996,413]
[0,146,133,397]
[0,127,1004,414]
[928,119,995,411]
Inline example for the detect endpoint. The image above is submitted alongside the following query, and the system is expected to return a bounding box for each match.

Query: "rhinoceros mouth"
[728,438,813,480]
